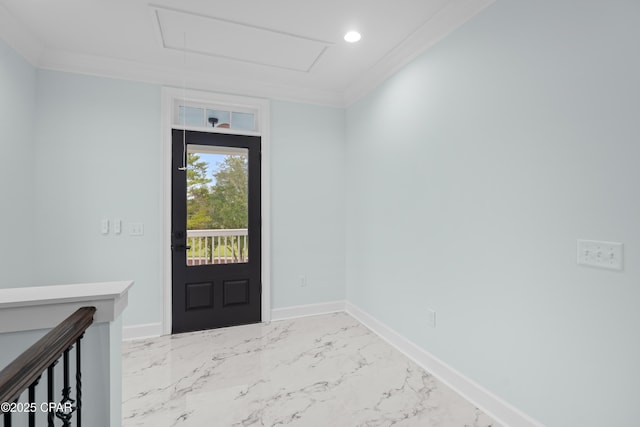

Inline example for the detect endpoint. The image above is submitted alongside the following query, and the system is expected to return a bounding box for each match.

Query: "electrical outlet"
[299,275,307,287]
[577,240,623,271]
[129,223,144,236]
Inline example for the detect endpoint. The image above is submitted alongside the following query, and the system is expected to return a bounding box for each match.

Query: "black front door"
[171,129,261,334]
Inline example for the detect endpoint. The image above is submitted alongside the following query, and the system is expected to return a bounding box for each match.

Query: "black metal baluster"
[28,376,41,427]
[76,335,83,427]
[55,347,75,426]
[0,307,95,427]
[47,361,56,427]
[3,406,11,427]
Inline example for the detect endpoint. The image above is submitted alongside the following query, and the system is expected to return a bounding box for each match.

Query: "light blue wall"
[1,60,346,325]
[271,101,346,307]
[345,1,640,426]
[32,70,163,327]
[0,39,36,287]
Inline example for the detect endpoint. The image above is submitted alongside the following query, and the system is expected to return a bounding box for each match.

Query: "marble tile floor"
[122,312,500,427]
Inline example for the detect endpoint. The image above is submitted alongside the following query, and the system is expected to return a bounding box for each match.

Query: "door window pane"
[185,145,249,266]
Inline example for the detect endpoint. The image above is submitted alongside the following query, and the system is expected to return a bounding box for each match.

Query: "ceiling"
[0,0,493,106]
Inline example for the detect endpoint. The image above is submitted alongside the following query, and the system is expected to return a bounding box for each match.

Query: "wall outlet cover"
[577,239,623,271]
[130,223,144,236]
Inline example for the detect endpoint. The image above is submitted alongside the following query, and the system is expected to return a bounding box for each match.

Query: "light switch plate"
[101,218,109,235]
[577,240,623,271]
[427,309,436,328]
[113,219,122,235]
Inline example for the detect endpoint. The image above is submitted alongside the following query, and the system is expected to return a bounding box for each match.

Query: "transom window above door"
[174,100,258,132]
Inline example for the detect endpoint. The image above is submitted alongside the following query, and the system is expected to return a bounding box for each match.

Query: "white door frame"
[161,87,271,335]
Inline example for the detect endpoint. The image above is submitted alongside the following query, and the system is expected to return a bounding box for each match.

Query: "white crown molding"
[1,0,494,107]
[37,48,345,107]
[0,3,44,66]
[343,0,496,106]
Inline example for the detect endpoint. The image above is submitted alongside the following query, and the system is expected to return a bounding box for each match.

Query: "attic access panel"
[153,6,331,72]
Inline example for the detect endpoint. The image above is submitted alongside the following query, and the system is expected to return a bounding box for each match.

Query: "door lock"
[171,244,191,251]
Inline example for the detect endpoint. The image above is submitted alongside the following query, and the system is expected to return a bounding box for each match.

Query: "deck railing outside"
[187,229,248,265]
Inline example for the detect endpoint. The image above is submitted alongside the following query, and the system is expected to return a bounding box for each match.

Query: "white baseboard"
[271,300,346,321]
[125,301,346,340]
[345,302,544,427]
[122,322,163,341]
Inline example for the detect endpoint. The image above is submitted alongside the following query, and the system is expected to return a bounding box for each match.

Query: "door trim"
[161,87,271,335]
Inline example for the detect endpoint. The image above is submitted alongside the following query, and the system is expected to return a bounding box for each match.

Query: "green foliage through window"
[186,153,248,231]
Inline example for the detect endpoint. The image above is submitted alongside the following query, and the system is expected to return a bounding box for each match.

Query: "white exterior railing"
[186,229,248,265]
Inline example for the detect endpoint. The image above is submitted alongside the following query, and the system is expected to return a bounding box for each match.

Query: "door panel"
[171,130,261,334]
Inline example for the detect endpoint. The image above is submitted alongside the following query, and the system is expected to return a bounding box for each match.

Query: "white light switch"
[101,218,109,235]
[427,309,437,328]
[113,219,122,235]
[577,240,623,271]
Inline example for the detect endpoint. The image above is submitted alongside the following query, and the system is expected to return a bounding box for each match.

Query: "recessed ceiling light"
[344,31,361,43]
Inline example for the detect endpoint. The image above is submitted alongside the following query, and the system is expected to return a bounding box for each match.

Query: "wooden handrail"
[0,306,96,406]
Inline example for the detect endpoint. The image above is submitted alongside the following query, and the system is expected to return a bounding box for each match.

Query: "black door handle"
[172,244,191,251]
